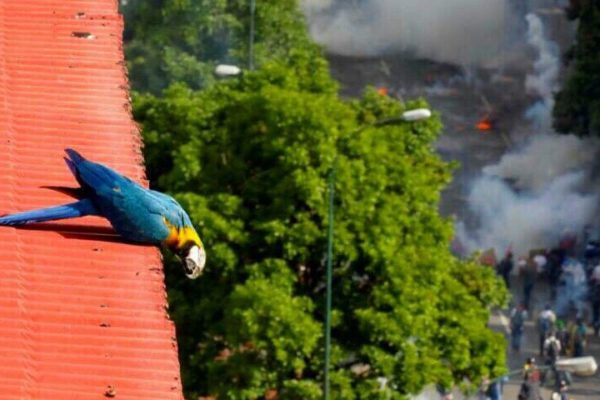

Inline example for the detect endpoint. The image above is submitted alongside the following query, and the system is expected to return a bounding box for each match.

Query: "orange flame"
[377,87,388,96]
[476,119,492,131]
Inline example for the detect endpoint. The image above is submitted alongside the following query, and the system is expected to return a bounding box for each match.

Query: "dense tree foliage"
[125,1,508,398]
[553,0,600,136]
[121,0,315,94]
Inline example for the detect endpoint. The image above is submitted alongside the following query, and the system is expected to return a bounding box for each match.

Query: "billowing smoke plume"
[484,134,597,193]
[302,0,515,67]
[524,14,560,130]
[458,135,600,256]
[458,14,600,257]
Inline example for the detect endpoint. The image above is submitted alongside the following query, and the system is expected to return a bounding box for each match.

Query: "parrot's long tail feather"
[64,148,125,194]
[0,199,99,225]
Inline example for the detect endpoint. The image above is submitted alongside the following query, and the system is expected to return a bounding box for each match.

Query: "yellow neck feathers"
[164,218,202,250]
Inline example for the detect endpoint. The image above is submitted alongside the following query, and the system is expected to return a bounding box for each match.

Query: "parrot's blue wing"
[98,185,173,243]
[0,199,99,225]
[148,190,194,228]
[64,148,132,196]
[62,149,191,244]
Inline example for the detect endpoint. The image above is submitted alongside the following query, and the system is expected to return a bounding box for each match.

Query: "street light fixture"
[556,356,598,376]
[401,108,432,121]
[323,109,431,400]
[215,64,242,77]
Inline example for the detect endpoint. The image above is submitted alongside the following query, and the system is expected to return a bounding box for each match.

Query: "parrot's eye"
[176,242,193,259]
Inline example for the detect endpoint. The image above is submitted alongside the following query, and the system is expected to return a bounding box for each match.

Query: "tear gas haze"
[457,13,599,257]
[308,2,589,258]
[483,134,598,193]
[524,13,559,130]
[302,0,515,67]
[459,137,599,256]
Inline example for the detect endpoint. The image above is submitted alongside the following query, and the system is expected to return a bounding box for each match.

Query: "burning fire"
[476,118,492,132]
[377,87,389,96]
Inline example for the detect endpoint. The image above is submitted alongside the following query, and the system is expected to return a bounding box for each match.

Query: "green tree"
[121,0,316,93]
[133,51,508,398]
[553,0,600,136]
[125,0,508,398]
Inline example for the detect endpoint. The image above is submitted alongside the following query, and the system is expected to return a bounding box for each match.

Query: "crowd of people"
[498,233,600,339]
[483,233,600,400]
[515,357,571,400]
[475,354,572,400]
[508,302,588,360]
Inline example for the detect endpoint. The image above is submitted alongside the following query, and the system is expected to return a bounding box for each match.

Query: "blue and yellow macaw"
[0,148,205,279]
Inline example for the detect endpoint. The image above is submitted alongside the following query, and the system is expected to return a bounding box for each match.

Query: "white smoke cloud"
[302,0,515,67]
[460,160,598,256]
[456,13,600,257]
[483,134,598,192]
[524,13,560,130]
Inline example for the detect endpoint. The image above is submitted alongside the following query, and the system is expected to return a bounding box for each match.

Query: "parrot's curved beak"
[183,245,206,279]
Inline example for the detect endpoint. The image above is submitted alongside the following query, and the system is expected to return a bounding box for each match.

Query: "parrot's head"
[164,220,206,279]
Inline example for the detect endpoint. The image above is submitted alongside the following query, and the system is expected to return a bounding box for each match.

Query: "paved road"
[487,275,600,400]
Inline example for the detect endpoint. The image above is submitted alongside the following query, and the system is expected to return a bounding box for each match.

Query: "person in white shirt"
[537,304,556,355]
[542,331,562,389]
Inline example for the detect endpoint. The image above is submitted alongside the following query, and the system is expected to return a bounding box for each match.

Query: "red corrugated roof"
[0,1,183,399]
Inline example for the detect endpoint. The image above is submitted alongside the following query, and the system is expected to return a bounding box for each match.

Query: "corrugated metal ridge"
[0,1,184,398]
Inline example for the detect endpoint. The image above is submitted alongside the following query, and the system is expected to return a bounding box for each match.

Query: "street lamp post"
[323,164,335,400]
[249,0,256,71]
[323,109,431,400]
[216,0,256,76]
